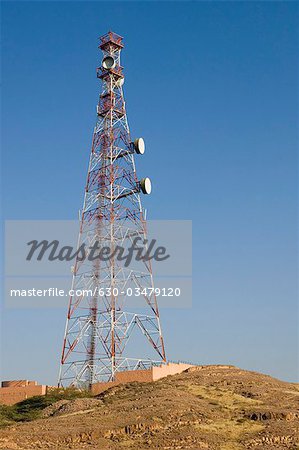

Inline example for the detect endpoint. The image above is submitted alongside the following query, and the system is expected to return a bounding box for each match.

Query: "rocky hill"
[0,365,298,449]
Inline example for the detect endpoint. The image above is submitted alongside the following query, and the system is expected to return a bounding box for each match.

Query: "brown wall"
[152,362,193,381]
[1,363,195,404]
[91,363,194,395]
[0,383,47,406]
[91,380,119,396]
[116,368,153,383]
[91,369,153,395]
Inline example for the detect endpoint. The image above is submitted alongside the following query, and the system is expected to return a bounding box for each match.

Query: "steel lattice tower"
[58,31,166,388]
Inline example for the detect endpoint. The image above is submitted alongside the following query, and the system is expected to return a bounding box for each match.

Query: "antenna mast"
[58,32,166,387]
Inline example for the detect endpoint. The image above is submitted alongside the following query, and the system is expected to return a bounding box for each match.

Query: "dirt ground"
[0,365,298,450]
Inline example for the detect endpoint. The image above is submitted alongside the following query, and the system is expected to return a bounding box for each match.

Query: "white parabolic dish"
[140,177,152,195]
[102,56,116,70]
[134,138,145,155]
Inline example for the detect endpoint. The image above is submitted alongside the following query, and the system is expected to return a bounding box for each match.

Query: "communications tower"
[58,31,166,388]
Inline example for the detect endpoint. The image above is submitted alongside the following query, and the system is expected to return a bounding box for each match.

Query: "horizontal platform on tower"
[97,66,124,80]
[99,31,124,50]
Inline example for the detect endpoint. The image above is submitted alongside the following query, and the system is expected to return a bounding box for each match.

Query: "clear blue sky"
[1,1,298,383]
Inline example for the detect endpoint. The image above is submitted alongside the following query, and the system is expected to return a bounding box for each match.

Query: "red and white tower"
[58,31,166,388]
